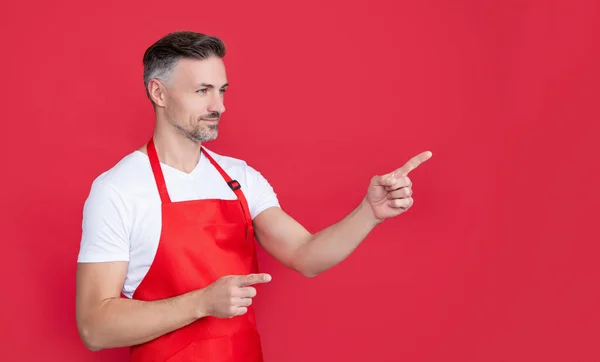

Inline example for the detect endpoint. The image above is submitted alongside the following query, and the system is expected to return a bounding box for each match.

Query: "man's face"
[161,56,228,143]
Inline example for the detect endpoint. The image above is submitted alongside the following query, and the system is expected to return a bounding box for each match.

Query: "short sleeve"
[77,179,131,263]
[245,165,280,219]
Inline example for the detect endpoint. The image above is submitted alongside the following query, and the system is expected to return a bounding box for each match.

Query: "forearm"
[78,290,204,351]
[295,199,380,276]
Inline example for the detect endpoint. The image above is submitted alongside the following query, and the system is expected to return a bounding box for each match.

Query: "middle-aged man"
[76,31,432,362]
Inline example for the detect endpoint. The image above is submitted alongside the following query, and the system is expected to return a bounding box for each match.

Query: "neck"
[143,123,202,174]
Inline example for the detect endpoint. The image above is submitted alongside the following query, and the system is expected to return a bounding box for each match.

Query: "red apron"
[129,138,263,362]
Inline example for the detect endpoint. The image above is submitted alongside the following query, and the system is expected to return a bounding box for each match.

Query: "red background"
[1,0,599,361]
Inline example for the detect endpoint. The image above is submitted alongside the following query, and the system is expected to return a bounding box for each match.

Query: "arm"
[76,263,269,351]
[254,151,432,277]
[254,200,379,277]
[76,261,205,351]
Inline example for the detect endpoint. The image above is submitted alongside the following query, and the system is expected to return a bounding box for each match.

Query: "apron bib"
[129,138,263,362]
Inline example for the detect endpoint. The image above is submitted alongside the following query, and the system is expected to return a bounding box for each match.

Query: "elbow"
[77,321,105,352]
[296,265,321,278]
[85,343,103,353]
[288,258,319,278]
[80,330,104,352]
[291,243,320,278]
[301,270,319,278]
[290,257,320,278]
[292,249,322,278]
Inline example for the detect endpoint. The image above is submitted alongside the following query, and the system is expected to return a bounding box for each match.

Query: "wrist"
[190,288,210,319]
[359,198,384,227]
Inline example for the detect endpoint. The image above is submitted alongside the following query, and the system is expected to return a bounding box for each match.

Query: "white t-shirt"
[77,148,280,298]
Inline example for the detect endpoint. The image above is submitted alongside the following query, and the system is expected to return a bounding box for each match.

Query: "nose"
[207,92,226,115]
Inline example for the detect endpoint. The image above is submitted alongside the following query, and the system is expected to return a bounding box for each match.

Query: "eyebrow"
[198,82,229,89]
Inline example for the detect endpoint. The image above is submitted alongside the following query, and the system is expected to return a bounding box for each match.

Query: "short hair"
[142,31,226,100]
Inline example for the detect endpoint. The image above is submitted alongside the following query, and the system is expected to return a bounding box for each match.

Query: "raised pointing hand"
[365,151,433,221]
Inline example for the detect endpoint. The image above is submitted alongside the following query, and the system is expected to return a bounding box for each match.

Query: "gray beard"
[174,123,218,143]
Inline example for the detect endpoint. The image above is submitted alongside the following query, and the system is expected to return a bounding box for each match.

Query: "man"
[75,31,432,362]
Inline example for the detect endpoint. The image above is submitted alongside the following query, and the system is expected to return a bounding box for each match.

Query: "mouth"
[200,118,219,125]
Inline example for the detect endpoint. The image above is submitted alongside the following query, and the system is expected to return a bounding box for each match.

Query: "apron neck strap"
[146,138,172,204]
[201,147,254,228]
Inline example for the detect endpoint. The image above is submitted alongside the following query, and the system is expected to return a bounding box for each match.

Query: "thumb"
[236,273,272,286]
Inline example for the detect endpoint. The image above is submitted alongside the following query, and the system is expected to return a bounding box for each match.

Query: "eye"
[197,88,208,94]
[220,88,227,94]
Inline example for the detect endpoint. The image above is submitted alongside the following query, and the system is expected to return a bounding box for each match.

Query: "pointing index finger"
[237,273,272,286]
[396,151,432,176]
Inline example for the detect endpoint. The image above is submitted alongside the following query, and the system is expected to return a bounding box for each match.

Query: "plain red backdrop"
[1,0,599,361]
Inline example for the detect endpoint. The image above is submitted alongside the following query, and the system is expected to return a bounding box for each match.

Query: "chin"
[205,127,219,140]
[191,131,218,143]
[204,135,218,142]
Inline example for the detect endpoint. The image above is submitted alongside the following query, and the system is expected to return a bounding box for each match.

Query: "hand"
[364,151,432,222]
[196,273,272,319]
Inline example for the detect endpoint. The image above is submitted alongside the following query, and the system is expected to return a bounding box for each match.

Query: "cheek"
[180,95,208,116]
[166,92,184,115]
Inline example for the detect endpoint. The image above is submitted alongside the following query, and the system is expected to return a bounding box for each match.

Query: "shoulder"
[82,150,155,220]
[81,150,159,230]
[88,151,155,200]
[79,152,152,263]
[94,150,153,186]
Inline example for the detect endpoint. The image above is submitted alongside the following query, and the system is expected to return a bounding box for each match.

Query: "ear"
[147,79,167,107]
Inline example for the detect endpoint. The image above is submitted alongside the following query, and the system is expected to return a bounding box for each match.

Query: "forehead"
[170,57,227,87]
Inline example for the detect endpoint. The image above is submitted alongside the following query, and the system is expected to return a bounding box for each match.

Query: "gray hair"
[142,31,226,101]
